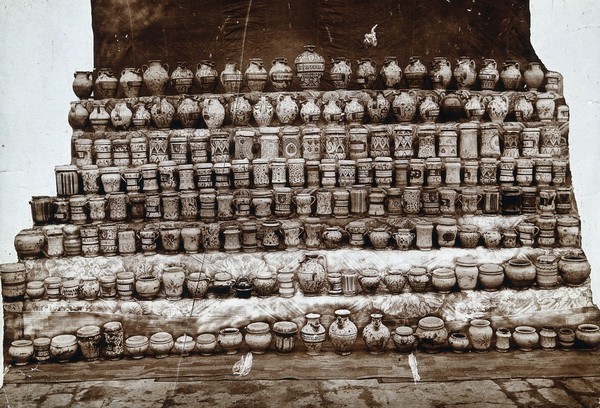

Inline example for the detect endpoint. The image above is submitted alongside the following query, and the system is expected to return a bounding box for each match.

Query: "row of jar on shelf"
[56,157,571,205]
[1,249,591,306]
[70,122,567,171]
[7,314,600,366]
[69,88,567,131]
[14,209,582,261]
[75,53,560,100]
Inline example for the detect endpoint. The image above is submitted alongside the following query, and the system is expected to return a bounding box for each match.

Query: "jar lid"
[0,262,26,273]
[11,339,33,347]
[246,322,270,334]
[459,224,478,233]
[176,334,194,343]
[55,164,78,172]
[437,217,456,226]
[273,321,298,334]
[51,334,77,347]
[94,139,112,144]
[196,333,216,344]
[409,267,427,276]
[418,316,445,331]
[98,275,117,283]
[62,279,80,288]
[515,326,536,334]
[479,263,503,274]
[103,321,123,332]
[306,313,321,319]
[76,139,93,145]
[43,276,62,285]
[99,166,120,174]
[150,332,173,343]
[456,255,478,266]
[214,271,232,282]
[77,325,101,337]
[557,216,579,227]
[116,272,135,280]
[432,268,455,279]
[33,337,51,347]
[125,335,149,346]
[537,255,557,264]
[395,326,413,336]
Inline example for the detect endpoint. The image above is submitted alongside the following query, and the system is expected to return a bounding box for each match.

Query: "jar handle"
[163,63,170,72]
[141,64,148,73]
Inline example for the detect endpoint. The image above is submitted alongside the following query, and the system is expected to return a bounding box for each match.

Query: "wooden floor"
[5,348,600,384]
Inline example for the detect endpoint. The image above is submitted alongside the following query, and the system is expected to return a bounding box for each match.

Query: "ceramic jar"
[1,262,27,300]
[73,70,93,98]
[329,309,358,355]
[297,252,326,295]
[363,313,391,354]
[404,56,427,88]
[359,269,381,294]
[455,255,478,290]
[524,62,544,91]
[125,336,149,359]
[383,269,406,294]
[330,57,352,89]
[295,45,325,89]
[94,68,118,99]
[142,60,170,95]
[300,313,326,355]
[252,95,274,126]
[196,333,217,356]
[245,322,272,354]
[79,276,100,300]
[356,58,377,89]
[161,266,185,300]
[111,101,132,130]
[478,263,504,291]
[170,62,194,94]
[415,316,448,353]
[514,94,534,122]
[415,220,434,250]
[576,324,600,350]
[459,224,480,248]
[77,325,102,361]
[269,57,293,91]
[135,275,161,300]
[260,219,280,250]
[149,332,174,358]
[392,90,417,123]
[230,95,252,126]
[453,57,477,90]
[116,67,141,98]
[175,336,199,356]
[203,97,225,129]
[26,281,45,301]
[558,254,591,286]
[436,217,457,247]
[500,60,522,90]
[220,62,243,93]
[408,267,430,293]
[195,60,218,93]
[9,340,34,366]
[468,319,493,352]
[431,268,456,293]
[98,275,117,298]
[419,94,440,123]
[505,258,536,289]
[184,271,208,299]
[448,333,470,353]
[486,94,509,123]
[345,98,364,124]
[243,58,268,92]
[558,328,575,351]
[272,321,298,354]
[103,321,124,360]
[513,326,539,351]
[429,57,452,89]
[252,270,277,297]
[478,58,499,90]
[539,327,557,351]
[380,56,402,88]
[32,338,51,363]
[150,97,175,129]
[367,93,390,123]
[276,94,298,125]
[536,94,556,121]
[177,96,201,128]
[218,328,243,354]
[50,335,78,363]
[368,227,390,250]
[68,101,88,129]
[392,327,417,353]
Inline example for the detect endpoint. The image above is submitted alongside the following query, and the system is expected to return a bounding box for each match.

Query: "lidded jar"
[245,322,272,354]
[415,316,448,353]
[295,45,325,90]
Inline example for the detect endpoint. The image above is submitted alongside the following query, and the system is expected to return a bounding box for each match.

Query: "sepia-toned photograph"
[1,0,599,406]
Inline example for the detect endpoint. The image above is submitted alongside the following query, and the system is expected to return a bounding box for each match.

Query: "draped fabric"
[92,0,539,87]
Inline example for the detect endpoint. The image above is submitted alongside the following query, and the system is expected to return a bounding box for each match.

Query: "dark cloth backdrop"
[92,0,539,90]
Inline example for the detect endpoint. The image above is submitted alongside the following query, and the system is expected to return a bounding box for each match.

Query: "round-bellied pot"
[135,276,161,300]
[186,272,210,299]
[504,258,536,289]
[196,333,217,356]
[478,263,505,291]
[125,335,149,359]
[575,324,600,350]
[245,322,272,354]
[513,326,539,351]
[218,328,243,354]
[359,269,381,294]
[50,334,78,363]
[301,313,326,356]
[383,269,406,294]
[431,268,456,293]
[14,229,45,259]
[362,313,391,355]
[455,256,478,291]
[415,316,448,353]
[328,309,358,356]
[468,319,493,352]
[252,270,278,297]
[408,267,430,293]
[448,333,470,353]
[26,281,45,301]
[558,254,591,286]
[150,332,174,358]
[162,266,186,301]
[174,335,196,356]
[9,340,34,366]
[392,326,417,353]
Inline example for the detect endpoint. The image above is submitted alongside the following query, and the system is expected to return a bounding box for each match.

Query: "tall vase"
[142,60,170,96]
[301,313,327,356]
[161,266,186,300]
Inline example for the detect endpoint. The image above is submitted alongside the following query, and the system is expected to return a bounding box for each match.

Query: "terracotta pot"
[392,326,417,353]
[558,254,591,286]
[362,313,391,355]
[448,333,470,353]
[73,70,93,99]
[513,326,539,351]
[328,309,358,356]
[218,328,243,354]
[575,324,600,350]
[478,263,504,291]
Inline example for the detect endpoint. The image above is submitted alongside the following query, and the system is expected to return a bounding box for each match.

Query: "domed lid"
[116,271,135,280]
[43,276,62,285]
[51,334,77,347]
[479,263,504,274]
[196,333,216,343]
[188,271,208,281]
[0,262,26,273]
[456,255,478,266]
[395,326,414,336]
[55,164,78,172]
[103,321,123,332]
[246,322,271,334]
[255,269,274,279]
[33,337,51,346]
[432,268,455,279]
[214,271,232,282]
[62,279,80,288]
[11,339,33,347]
[98,275,117,283]
[273,321,298,334]
[409,267,427,276]
[125,335,149,346]
[77,325,101,337]
[437,217,456,226]
[418,316,445,331]
[150,332,173,343]
[306,313,321,320]
[557,216,580,227]
[176,334,194,343]
[459,224,478,233]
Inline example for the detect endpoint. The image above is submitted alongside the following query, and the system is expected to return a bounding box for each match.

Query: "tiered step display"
[4,51,600,365]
